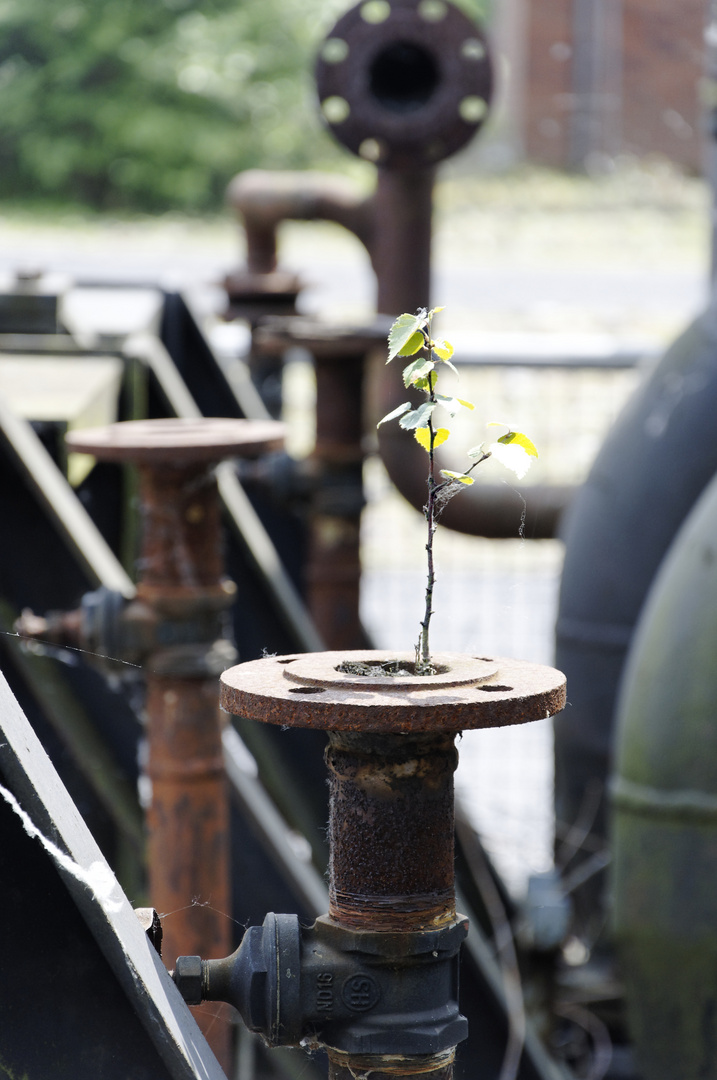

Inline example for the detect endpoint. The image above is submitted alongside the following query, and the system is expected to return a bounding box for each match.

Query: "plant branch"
[418,328,438,670]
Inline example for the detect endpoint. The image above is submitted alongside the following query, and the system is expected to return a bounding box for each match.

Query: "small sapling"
[378,307,538,673]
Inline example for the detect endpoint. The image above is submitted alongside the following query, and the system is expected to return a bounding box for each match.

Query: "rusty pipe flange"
[315,0,493,168]
[66,417,285,465]
[220,650,566,733]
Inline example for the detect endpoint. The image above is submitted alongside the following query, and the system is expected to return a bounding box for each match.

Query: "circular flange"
[66,418,285,465]
[220,651,566,733]
[283,650,497,690]
[315,0,493,168]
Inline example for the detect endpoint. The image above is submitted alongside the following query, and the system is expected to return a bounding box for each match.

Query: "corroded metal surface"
[219,649,565,1077]
[285,651,498,690]
[220,651,567,733]
[145,676,230,965]
[66,417,284,465]
[67,417,285,1074]
[256,318,375,649]
[327,730,458,930]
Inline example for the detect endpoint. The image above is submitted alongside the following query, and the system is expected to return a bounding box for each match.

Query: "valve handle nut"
[173,955,204,1006]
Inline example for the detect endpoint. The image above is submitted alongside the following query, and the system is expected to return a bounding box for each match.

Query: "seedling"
[378,307,538,673]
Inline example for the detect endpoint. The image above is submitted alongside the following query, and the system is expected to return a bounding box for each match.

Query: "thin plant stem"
[418,331,438,670]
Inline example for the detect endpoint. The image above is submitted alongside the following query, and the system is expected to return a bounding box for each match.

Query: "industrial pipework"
[173,649,566,1077]
[25,417,284,1071]
[611,467,717,1080]
[227,0,567,556]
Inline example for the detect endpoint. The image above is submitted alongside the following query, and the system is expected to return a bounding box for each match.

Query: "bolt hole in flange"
[418,0,448,21]
[461,36,485,60]
[458,95,487,122]
[369,41,440,113]
[359,137,384,161]
[481,685,513,693]
[322,95,351,123]
[321,37,350,63]
[361,0,391,23]
[288,686,327,695]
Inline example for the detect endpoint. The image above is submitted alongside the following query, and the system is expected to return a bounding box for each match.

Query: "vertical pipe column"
[307,349,366,649]
[325,729,459,1079]
[134,463,231,965]
[66,417,285,1074]
[131,459,235,1071]
[373,167,435,316]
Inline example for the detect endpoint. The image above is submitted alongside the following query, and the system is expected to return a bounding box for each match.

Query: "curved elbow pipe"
[377,421,572,539]
[611,467,717,1080]
[227,169,373,274]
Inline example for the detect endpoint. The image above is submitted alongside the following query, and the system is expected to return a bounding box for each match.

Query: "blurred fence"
[360,354,645,896]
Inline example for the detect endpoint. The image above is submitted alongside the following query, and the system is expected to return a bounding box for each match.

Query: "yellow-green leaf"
[497,430,538,458]
[435,393,474,418]
[388,312,428,361]
[440,469,474,485]
[398,330,425,358]
[402,357,434,387]
[399,401,436,430]
[377,401,411,427]
[433,339,454,361]
[414,426,449,451]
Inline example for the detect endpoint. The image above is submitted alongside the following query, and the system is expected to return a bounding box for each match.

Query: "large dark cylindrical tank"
[611,466,717,1080]
[554,305,717,939]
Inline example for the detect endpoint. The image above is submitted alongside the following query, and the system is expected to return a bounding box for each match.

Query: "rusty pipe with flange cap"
[610,467,717,1080]
[173,649,565,1078]
[66,417,284,1073]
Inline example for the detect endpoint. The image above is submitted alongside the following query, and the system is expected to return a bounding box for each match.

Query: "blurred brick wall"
[523,0,706,171]
[523,0,575,165]
[622,0,704,167]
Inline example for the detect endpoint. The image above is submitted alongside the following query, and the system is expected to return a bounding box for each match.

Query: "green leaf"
[414,426,449,451]
[435,393,475,418]
[388,312,428,361]
[440,470,474,485]
[402,357,435,387]
[497,430,539,458]
[397,330,425,358]
[433,338,454,361]
[399,401,436,430]
[467,443,488,459]
[377,401,411,427]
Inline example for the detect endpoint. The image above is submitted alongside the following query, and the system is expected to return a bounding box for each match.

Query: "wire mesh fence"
[360,360,643,897]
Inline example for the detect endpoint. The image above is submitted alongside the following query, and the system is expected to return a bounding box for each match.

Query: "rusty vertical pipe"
[132,461,231,966]
[66,418,284,1072]
[307,346,365,649]
[253,321,386,649]
[325,729,458,1080]
[326,731,458,932]
[373,167,435,317]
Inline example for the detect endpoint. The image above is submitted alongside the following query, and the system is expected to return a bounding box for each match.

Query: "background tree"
[0,0,490,212]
